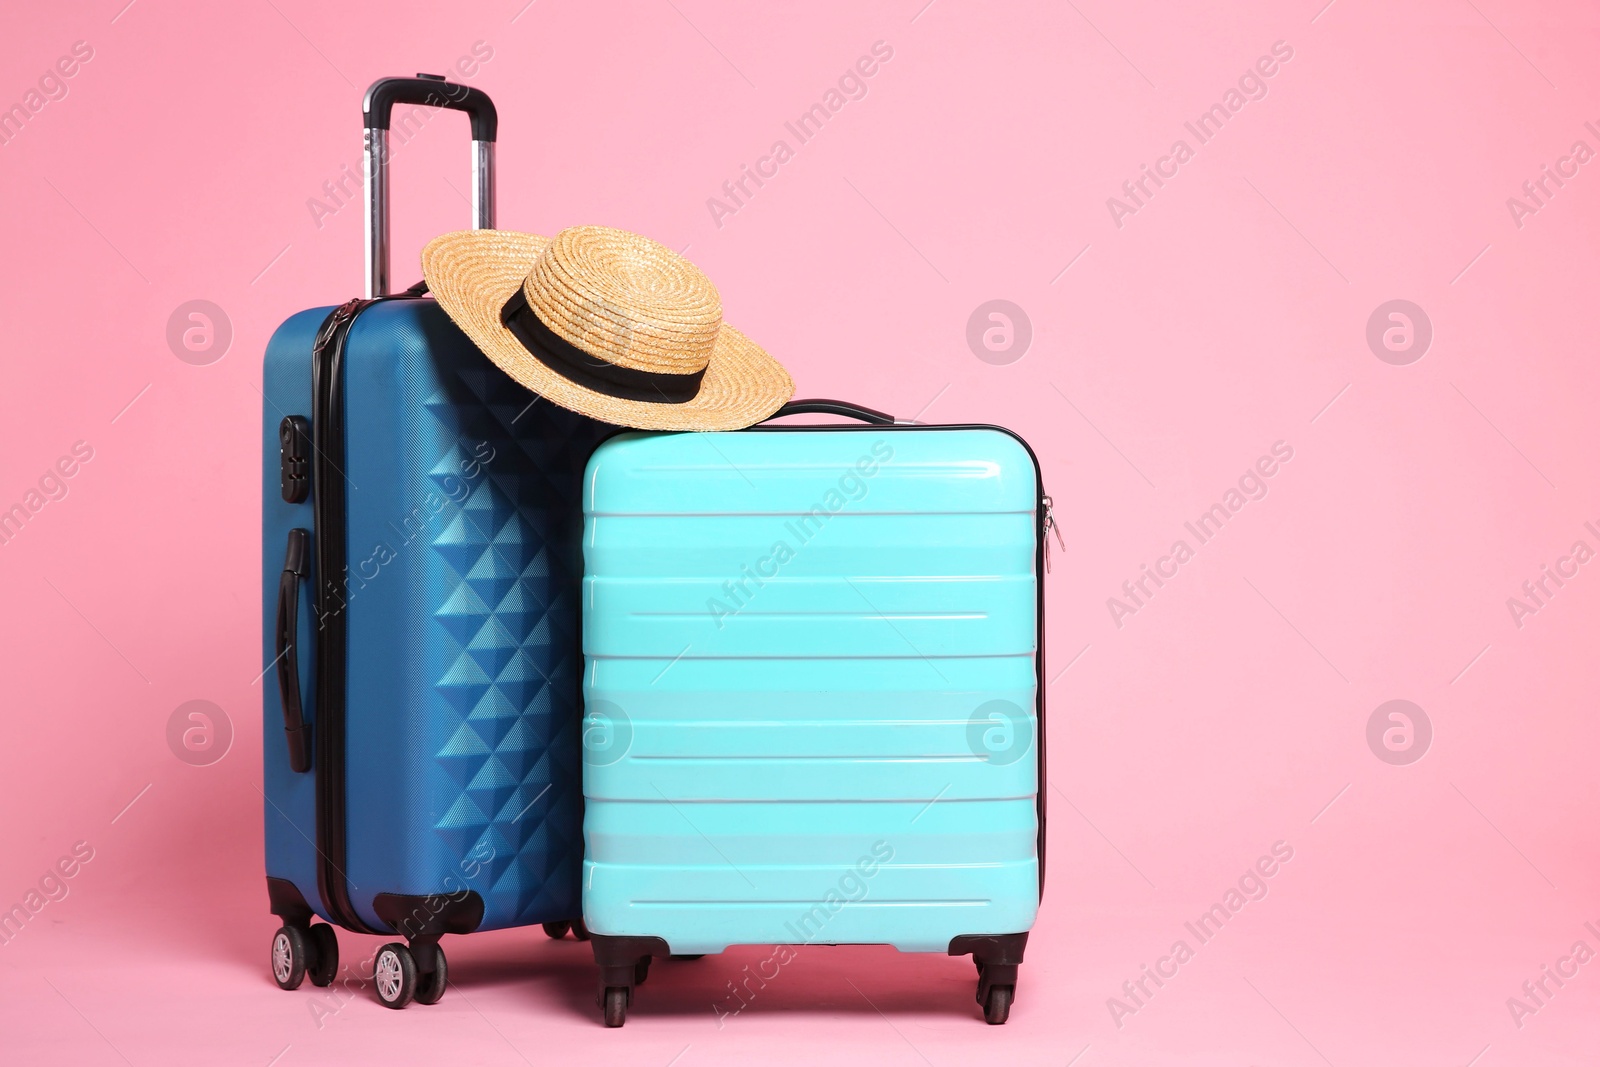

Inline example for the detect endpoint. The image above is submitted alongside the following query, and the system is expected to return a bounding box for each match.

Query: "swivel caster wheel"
[415,943,448,1006]
[983,985,1013,1025]
[572,918,591,942]
[602,986,629,1027]
[373,942,418,1009]
[271,926,310,990]
[542,921,571,939]
[307,923,339,988]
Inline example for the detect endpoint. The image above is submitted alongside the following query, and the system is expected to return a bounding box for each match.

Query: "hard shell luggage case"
[579,400,1049,1026]
[261,75,608,1008]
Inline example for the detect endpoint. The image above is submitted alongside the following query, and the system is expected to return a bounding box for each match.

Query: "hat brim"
[421,230,794,431]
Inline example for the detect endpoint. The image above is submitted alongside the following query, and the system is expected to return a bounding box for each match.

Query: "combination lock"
[279,415,311,503]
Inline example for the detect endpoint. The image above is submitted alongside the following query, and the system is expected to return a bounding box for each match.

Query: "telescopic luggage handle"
[362,74,498,297]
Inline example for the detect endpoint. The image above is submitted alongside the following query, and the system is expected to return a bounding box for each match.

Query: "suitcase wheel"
[373,943,418,1009]
[634,957,651,986]
[602,986,629,1028]
[271,926,310,990]
[572,918,592,942]
[961,935,1025,1025]
[414,943,448,1006]
[307,923,339,988]
[983,985,1013,1025]
[542,921,571,940]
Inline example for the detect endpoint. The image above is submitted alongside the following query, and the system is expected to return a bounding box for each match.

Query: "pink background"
[3,0,1598,1063]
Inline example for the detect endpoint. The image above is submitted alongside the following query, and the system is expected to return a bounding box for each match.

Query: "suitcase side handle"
[362,74,498,298]
[765,399,897,425]
[275,528,313,773]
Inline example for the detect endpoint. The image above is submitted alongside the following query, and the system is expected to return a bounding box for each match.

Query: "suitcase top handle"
[363,75,498,140]
[362,74,498,298]
[765,399,898,425]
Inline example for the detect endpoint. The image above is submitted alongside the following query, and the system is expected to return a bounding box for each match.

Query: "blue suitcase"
[261,76,609,1008]
[579,400,1051,1025]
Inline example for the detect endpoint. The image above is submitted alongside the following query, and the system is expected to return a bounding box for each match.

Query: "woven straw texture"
[422,226,794,431]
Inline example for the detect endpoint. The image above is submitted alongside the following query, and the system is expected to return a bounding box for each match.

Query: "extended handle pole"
[362,74,498,297]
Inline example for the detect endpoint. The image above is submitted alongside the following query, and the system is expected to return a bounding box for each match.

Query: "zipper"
[314,299,362,355]
[310,297,373,934]
[310,295,394,935]
[307,287,446,933]
[1041,494,1063,573]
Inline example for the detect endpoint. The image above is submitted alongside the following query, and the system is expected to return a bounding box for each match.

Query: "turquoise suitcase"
[579,400,1050,1026]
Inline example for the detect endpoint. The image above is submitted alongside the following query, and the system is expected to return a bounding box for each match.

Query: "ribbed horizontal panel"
[585,430,1036,516]
[584,858,1039,954]
[587,743,1035,803]
[586,512,1036,577]
[586,647,1037,803]
[588,653,1037,709]
[587,573,1034,658]
[583,797,1038,864]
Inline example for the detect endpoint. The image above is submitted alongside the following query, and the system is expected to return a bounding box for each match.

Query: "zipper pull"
[1041,494,1063,573]
[313,298,363,353]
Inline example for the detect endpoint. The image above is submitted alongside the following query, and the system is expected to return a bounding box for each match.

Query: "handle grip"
[363,75,498,140]
[275,528,313,773]
[765,399,897,425]
[362,74,497,298]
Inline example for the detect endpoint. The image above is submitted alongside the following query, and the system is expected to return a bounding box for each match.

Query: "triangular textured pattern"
[466,686,523,748]
[436,652,494,717]
[437,722,492,789]
[433,579,492,645]
[491,651,553,711]
[424,351,610,931]
[465,616,523,678]
[431,513,492,578]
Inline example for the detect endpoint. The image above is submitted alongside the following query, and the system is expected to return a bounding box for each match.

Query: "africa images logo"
[1106,441,1294,628]
[0,40,94,147]
[705,441,894,629]
[1107,840,1295,1028]
[1105,41,1294,228]
[705,41,895,229]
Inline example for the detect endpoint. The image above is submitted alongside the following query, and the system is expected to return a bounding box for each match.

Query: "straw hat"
[421,226,794,431]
